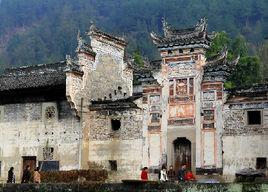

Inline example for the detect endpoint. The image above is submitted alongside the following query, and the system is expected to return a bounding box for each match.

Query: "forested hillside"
[0,0,268,82]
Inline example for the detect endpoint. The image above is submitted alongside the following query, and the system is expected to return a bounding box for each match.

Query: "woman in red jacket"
[140,167,149,181]
[184,171,196,181]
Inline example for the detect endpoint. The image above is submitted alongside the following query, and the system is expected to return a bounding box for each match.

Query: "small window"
[179,49,183,53]
[109,160,117,171]
[169,80,174,96]
[111,119,121,131]
[190,48,194,52]
[247,111,261,125]
[203,91,215,101]
[168,50,172,54]
[203,110,214,121]
[203,123,214,129]
[256,157,267,169]
[150,95,160,104]
[151,113,160,123]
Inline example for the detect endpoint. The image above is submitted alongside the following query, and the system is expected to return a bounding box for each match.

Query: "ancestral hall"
[0,18,267,182]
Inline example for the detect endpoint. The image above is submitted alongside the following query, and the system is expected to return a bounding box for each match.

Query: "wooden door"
[174,137,191,172]
[22,156,36,172]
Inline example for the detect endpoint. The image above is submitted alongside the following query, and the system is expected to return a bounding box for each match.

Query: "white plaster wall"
[223,135,268,176]
[215,100,224,168]
[195,70,203,169]
[88,139,143,180]
[0,102,81,180]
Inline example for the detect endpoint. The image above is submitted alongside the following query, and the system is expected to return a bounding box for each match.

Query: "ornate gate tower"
[150,18,237,174]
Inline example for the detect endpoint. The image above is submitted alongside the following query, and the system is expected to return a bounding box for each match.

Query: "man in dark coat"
[21,165,31,183]
[7,167,15,183]
[177,164,187,181]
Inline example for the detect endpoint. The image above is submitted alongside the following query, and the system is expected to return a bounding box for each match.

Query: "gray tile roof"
[0,61,67,91]
[203,49,239,82]
[151,18,214,48]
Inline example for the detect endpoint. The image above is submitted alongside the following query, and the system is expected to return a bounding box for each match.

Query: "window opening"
[109,160,117,171]
[151,113,160,123]
[256,157,267,169]
[111,119,121,131]
[247,111,261,125]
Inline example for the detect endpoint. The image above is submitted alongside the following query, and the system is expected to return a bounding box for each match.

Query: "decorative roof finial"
[89,20,97,34]
[76,30,84,53]
[196,17,208,32]
[162,17,171,38]
[77,30,81,40]
[66,55,72,67]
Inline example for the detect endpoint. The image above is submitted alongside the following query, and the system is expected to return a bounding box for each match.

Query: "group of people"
[7,165,41,184]
[141,164,195,182]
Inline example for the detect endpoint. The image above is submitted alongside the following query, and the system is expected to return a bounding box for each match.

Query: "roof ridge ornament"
[88,22,127,47]
[196,17,207,31]
[76,30,84,53]
[151,18,212,49]
[162,17,172,38]
[206,48,228,65]
[89,20,97,34]
[150,32,162,45]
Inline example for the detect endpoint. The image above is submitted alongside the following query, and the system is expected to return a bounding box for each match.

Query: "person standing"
[33,167,41,183]
[177,164,187,181]
[21,165,31,183]
[7,167,15,183]
[167,165,176,181]
[140,167,149,181]
[160,165,168,182]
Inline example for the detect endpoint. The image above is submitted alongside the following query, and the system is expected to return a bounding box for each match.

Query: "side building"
[0,62,81,180]
[223,84,268,181]
[0,24,143,181]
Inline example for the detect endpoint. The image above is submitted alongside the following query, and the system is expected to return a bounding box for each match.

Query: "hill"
[0,0,268,68]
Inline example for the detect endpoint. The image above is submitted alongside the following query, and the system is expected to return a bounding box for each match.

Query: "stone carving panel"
[168,62,195,78]
[203,91,215,101]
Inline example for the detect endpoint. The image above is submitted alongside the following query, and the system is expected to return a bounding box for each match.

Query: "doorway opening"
[22,156,36,174]
[173,137,191,172]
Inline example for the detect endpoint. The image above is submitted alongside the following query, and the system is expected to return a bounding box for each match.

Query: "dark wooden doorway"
[22,156,36,173]
[174,137,191,172]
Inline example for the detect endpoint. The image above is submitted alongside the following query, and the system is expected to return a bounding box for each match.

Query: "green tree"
[258,39,268,81]
[133,50,144,67]
[207,32,262,87]
[230,56,262,86]
[206,31,230,58]
[231,35,248,57]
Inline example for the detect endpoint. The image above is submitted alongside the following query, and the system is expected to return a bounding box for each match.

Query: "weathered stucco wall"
[90,37,132,100]
[223,135,268,176]
[87,108,144,181]
[223,102,268,179]
[0,101,81,180]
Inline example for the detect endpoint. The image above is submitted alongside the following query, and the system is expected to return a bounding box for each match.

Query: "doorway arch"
[173,137,191,172]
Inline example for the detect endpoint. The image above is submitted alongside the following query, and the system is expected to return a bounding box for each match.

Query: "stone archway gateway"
[173,137,191,172]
